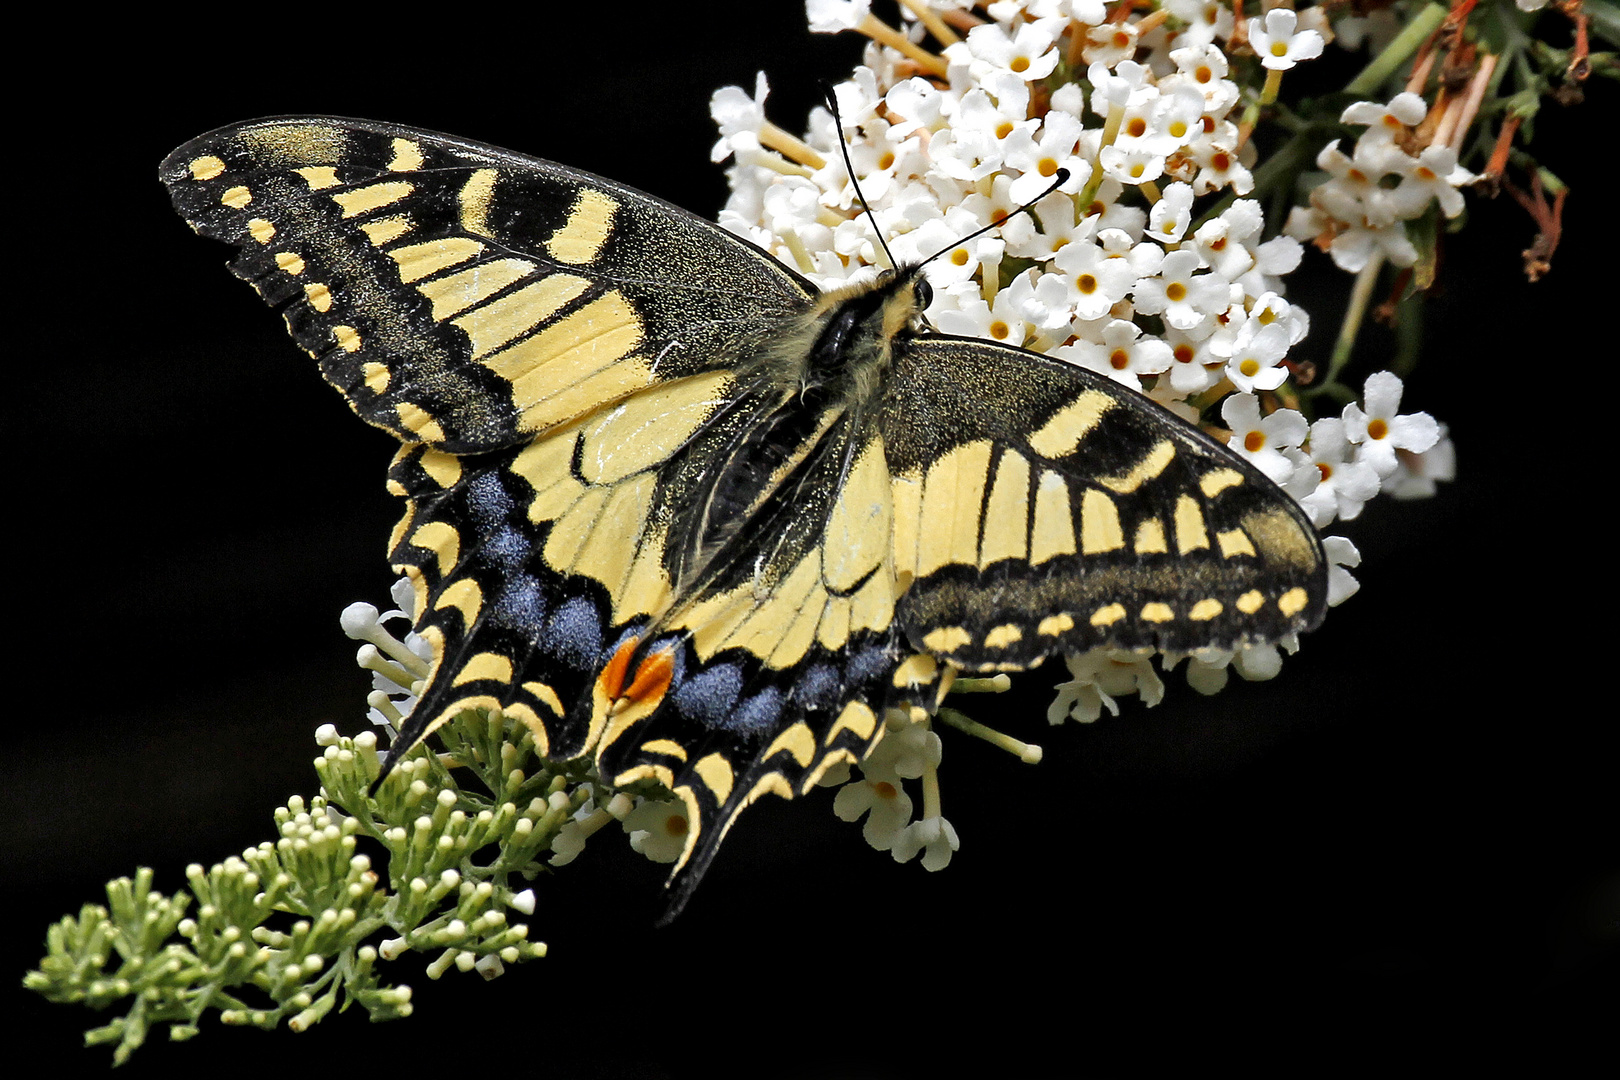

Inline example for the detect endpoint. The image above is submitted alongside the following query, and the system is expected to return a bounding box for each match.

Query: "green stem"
[1322,251,1385,392]
[1345,2,1449,98]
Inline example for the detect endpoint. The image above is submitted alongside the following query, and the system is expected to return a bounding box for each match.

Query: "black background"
[8,4,1612,1074]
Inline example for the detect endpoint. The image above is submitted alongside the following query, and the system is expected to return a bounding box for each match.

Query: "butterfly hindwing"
[884,334,1327,670]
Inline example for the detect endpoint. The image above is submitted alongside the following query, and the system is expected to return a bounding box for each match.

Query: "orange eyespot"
[1367,418,1389,440]
[1110,349,1131,370]
[1244,431,1266,453]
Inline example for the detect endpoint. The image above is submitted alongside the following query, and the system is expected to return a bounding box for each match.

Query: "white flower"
[1390,145,1474,219]
[883,77,948,139]
[1180,648,1235,695]
[1147,181,1195,244]
[1167,42,1240,114]
[1223,319,1292,393]
[709,72,770,163]
[1048,649,1164,724]
[1165,0,1234,48]
[1162,322,1225,396]
[1053,318,1173,389]
[1298,417,1381,526]
[1248,9,1325,71]
[1343,371,1441,479]
[1188,136,1254,195]
[962,17,1065,82]
[1088,59,1157,114]
[1386,426,1456,499]
[933,284,1028,346]
[1132,249,1229,331]
[1222,393,1308,486]
[1051,235,1139,320]
[623,797,691,864]
[833,771,914,851]
[1027,0,1108,22]
[906,209,1003,288]
[1118,86,1207,158]
[1099,139,1168,186]
[1341,93,1428,145]
[864,715,941,780]
[1233,641,1287,680]
[1002,111,1091,203]
[1084,20,1139,67]
[806,0,870,34]
[1323,535,1362,607]
[891,815,960,871]
[1005,267,1079,336]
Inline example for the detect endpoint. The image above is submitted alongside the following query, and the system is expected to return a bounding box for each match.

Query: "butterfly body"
[162,117,1325,911]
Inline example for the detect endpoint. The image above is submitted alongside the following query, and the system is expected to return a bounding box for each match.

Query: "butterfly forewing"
[159,117,813,454]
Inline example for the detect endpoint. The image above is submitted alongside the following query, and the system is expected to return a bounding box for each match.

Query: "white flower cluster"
[706,2,1469,839]
[1286,92,1476,272]
[1222,371,1445,535]
[717,1,1326,409]
[831,708,958,870]
[339,576,434,734]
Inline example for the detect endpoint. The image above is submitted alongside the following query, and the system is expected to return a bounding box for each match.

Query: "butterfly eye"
[913,276,933,312]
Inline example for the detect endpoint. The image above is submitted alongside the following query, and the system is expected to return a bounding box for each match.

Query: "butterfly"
[161,116,1326,914]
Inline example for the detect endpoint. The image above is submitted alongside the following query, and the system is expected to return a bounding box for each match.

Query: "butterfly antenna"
[822,83,900,272]
[917,168,1071,270]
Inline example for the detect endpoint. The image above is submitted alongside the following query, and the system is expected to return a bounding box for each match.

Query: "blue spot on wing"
[844,641,893,686]
[727,685,784,737]
[492,575,546,629]
[547,595,603,669]
[484,525,531,570]
[671,664,744,729]
[463,471,514,530]
[792,661,841,711]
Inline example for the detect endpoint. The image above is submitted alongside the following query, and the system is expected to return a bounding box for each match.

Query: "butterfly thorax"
[665,268,925,604]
